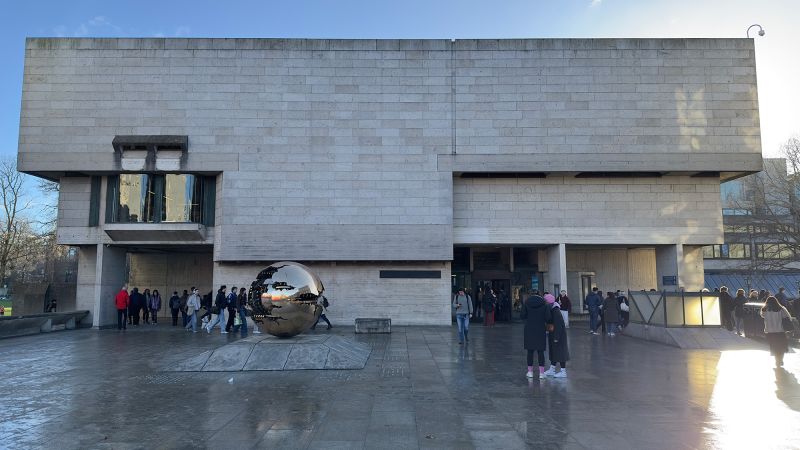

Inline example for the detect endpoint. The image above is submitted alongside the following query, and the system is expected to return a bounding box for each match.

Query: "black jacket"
[548,305,570,363]
[215,291,227,309]
[521,295,551,351]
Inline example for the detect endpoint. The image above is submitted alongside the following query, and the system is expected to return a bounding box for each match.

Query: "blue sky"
[1,0,798,167]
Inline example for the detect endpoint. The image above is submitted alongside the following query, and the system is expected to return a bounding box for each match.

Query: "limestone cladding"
[19,38,760,261]
[212,261,452,326]
[453,175,722,245]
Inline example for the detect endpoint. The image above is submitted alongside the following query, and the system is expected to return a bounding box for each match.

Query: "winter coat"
[734,294,747,317]
[130,291,145,310]
[719,291,733,315]
[602,295,621,322]
[548,305,570,363]
[169,295,181,310]
[483,293,497,312]
[214,291,227,310]
[149,294,161,311]
[114,290,130,310]
[585,292,602,311]
[237,292,247,309]
[521,295,551,351]
[557,295,571,313]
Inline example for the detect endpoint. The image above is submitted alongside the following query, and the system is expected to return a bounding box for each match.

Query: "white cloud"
[591,0,602,6]
[52,16,124,37]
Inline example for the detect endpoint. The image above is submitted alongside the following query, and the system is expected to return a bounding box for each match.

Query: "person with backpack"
[311,295,332,330]
[452,288,473,344]
[233,287,248,335]
[544,294,570,378]
[179,289,189,327]
[522,290,551,379]
[205,285,228,334]
[169,291,181,326]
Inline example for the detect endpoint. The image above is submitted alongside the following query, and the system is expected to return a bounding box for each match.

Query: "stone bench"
[0,311,90,339]
[354,318,391,334]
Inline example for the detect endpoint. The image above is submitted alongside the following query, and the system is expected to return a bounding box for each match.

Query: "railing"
[628,290,721,327]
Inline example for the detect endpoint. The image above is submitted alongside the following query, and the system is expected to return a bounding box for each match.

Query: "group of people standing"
[521,291,570,379]
[115,287,162,326]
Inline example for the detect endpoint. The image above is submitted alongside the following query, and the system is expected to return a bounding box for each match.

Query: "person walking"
[556,290,571,328]
[452,288,473,344]
[602,291,621,336]
[169,291,181,326]
[521,290,551,379]
[199,291,213,327]
[733,289,747,335]
[760,296,792,367]
[585,287,602,335]
[775,287,790,309]
[617,290,630,329]
[483,288,497,327]
[149,289,162,324]
[184,287,201,333]
[179,289,189,327]
[718,286,733,331]
[311,295,333,330]
[224,286,238,333]
[234,287,248,335]
[115,285,129,331]
[544,294,570,378]
[205,285,228,334]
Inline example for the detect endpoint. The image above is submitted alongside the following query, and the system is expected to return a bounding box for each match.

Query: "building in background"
[705,158,800,295]
[17,38,762,327]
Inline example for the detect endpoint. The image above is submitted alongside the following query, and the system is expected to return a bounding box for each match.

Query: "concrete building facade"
[17,38,762,327]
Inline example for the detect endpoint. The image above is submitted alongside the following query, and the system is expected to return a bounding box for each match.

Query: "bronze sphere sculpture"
[246,262,324,337]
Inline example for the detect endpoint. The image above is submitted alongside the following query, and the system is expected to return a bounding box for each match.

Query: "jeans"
[589,309,599,332]
[185,312,197,332]
[236,307,248,334]
[150,309,158,324]
[207,310,225,332]
[607,321,618,333]
[117,309,127,330]
[733,312,743,334]
[456,314,470,342]
[181,309,188,327]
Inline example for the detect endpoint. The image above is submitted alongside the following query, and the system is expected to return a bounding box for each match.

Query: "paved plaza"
[1,322,798,449]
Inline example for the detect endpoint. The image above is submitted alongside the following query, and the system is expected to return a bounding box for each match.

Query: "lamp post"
[747,24,765,38]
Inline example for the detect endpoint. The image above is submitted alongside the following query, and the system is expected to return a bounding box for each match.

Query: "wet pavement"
[0,321,798,449]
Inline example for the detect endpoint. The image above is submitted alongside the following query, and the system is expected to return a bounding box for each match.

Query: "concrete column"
[76,244,127,328]
[655,244,706,292]
[544,244,567,294]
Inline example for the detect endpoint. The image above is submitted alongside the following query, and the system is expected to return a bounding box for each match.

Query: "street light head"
[758,29,765,36]
[747,24,765,38]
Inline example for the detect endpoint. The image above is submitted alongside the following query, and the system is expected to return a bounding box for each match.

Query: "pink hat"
[544,294,556,304]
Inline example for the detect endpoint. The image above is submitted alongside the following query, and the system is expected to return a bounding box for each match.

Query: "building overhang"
[103,223,207,242]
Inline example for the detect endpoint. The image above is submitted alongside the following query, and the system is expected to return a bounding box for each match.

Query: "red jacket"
[115,289,130,310]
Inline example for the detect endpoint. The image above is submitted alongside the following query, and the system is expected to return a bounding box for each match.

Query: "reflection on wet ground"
[0,322,797,449]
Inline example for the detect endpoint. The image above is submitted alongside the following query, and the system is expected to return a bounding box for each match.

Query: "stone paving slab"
[1,324,798,449]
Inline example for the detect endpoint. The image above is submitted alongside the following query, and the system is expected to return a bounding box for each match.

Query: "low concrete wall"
[0,311,90,339]
[624,323,758,349]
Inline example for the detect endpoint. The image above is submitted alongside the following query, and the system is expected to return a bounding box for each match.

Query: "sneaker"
[588,330,594,334]
[553,369,567,378]
[327,325,332,330]
[221,331,228,334]
[543,366,556,377]
[253,329,262,334]
[205,326,211,334]
[539,371,547,379]
[526,371,534,378]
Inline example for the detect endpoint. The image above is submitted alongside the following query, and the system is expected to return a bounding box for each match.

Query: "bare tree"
[0,158,33,285]
[36,178,59,230]
[722,137,800,271]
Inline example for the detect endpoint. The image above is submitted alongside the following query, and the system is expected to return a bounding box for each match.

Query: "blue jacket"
[585,292,602,311]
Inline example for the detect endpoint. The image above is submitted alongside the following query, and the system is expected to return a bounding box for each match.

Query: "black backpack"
[322,297,329,308]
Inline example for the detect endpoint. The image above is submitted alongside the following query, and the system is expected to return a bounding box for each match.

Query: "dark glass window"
[163,174,203,223]
[108,173,214,225]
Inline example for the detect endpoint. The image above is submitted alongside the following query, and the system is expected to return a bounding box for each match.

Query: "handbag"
[782,317,795,332]
[211,305,220,315]
[234,315,242,326]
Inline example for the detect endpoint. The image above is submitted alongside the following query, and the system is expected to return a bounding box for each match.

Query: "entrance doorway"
[475,279,511,322]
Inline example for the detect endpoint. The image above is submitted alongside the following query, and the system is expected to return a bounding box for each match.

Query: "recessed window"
[107,173,215,225]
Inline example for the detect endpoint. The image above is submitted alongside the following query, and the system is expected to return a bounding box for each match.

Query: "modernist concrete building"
[17,38,762,327]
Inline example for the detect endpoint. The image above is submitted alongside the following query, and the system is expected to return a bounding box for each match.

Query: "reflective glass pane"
[684,296,703,326]
[701,295,721,326]
[665,295,684,326]
[163,174,201,222]
[118,174,155,223]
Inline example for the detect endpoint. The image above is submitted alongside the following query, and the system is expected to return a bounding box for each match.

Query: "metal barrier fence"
[628,290,721,327]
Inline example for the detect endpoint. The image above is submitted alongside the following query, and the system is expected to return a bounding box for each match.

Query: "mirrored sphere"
[247,261,323,337]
